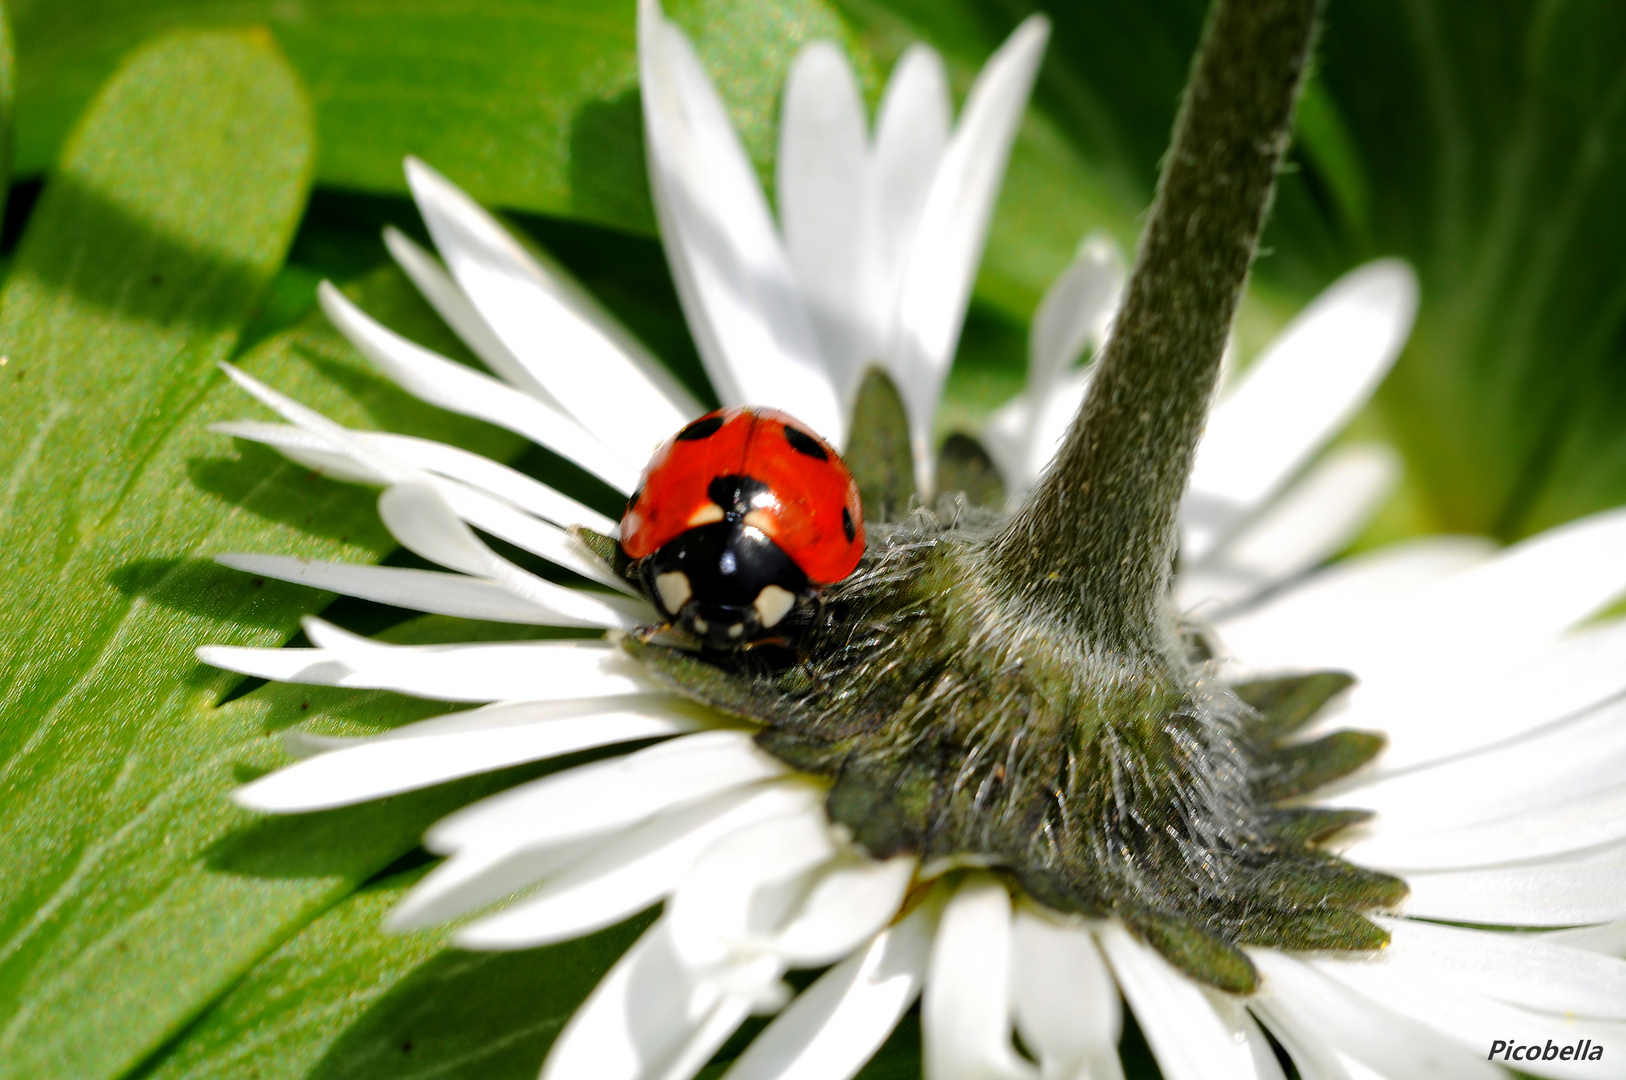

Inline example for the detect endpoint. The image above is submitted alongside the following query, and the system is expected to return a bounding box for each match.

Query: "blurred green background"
[0,1,1620,1078]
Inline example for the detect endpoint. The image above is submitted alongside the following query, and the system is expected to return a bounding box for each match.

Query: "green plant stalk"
[987,0,1323,658]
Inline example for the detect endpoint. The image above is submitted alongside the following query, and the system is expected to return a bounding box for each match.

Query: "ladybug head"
[618,407,863,648]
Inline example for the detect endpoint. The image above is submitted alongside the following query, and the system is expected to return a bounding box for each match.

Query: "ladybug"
[619,407,865,647]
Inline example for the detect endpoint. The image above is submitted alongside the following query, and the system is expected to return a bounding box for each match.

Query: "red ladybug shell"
[620,407,865,585]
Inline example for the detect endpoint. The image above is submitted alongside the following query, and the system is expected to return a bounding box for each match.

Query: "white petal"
[217,391,632,594]
[213,419,383,484]
[1310,951,1626,1080]
[1027,232,1124,408]
[1095,923,1254,1080]
[392,833,606,930]
[371,431,617,533]
[234,695,698,811]
[1211,536,1496,676]
[668,810,840,970]
[888,16,1049,493]
[1185,260,1417,560]
[765,854,916,967]
[1010,906,1123,1080]
[215,553,629,627]
[1247,1002,1358,1080]
[390,738,783,930]
[986,364,1095,502]
[217,362,627,593]
[220,420,618,534]
[541,918,751,1080]
[987,233,1125,502]
[391,473,634,593]
[376,482,637,619]
[318,282,641,491]
[1541,919,1626,955]
[1401,839,1626,924]
[870,45,950,317]
[218,363,419,485]
[1179,443,1400,613]
[1326,616,1626,774]
[394,733,779,927]
[1401,506,1626,660]
[221,372,631,596]
[778,41,876,397]
[455,780,823,949]
[721,900,938,1080]
[923,873,1036,1080]
[1250,951,1503,1080]
[427,729,784,854]
[1206,995,1288,1080]
[382,225,553,402]
[201,624,657,703]
[1343,774,1626,871]
[1373,917,1626,1017]
[403,158,699,460]
[638,0,842,442]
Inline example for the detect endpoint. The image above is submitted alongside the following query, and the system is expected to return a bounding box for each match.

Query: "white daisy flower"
[198,4,1626,1080]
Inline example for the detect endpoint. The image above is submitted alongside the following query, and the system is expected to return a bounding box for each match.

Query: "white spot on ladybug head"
[654,571,692,615]
[753,584,796,628]
[727,623,745,639]
[691,616,709,634]
[687,503,725,528]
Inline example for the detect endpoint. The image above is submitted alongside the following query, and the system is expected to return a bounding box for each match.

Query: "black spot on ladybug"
[676,415,725,441]
[707,474,773,517]
[782,425,829,461]
[842,506,856,543]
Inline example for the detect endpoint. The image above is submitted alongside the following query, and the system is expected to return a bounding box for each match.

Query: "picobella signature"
[617,407,865,648]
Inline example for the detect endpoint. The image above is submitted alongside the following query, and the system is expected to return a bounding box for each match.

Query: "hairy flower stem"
[986,0,1323,658]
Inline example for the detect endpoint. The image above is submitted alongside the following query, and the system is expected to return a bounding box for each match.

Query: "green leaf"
[12,0,868,238]
[138,863,649,1080]
[0,31,610,1066]
[0,30,316,1075]
[14,0,1138,328]
[0,245,562,1076]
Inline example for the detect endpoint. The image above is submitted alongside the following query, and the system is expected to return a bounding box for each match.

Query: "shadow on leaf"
[203,761,559,882]
[307,916,653,1080]
[569,89,656,233]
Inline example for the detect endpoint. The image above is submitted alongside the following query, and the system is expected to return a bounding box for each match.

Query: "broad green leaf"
[13,0,1128,330]
[0,244,561,1077]
[0,31,599,1066]
[10,0,638,230]
[138,865,941,1080]
[0,31,314,1075]
[139,863,649,1080]
[11,0,866,238]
